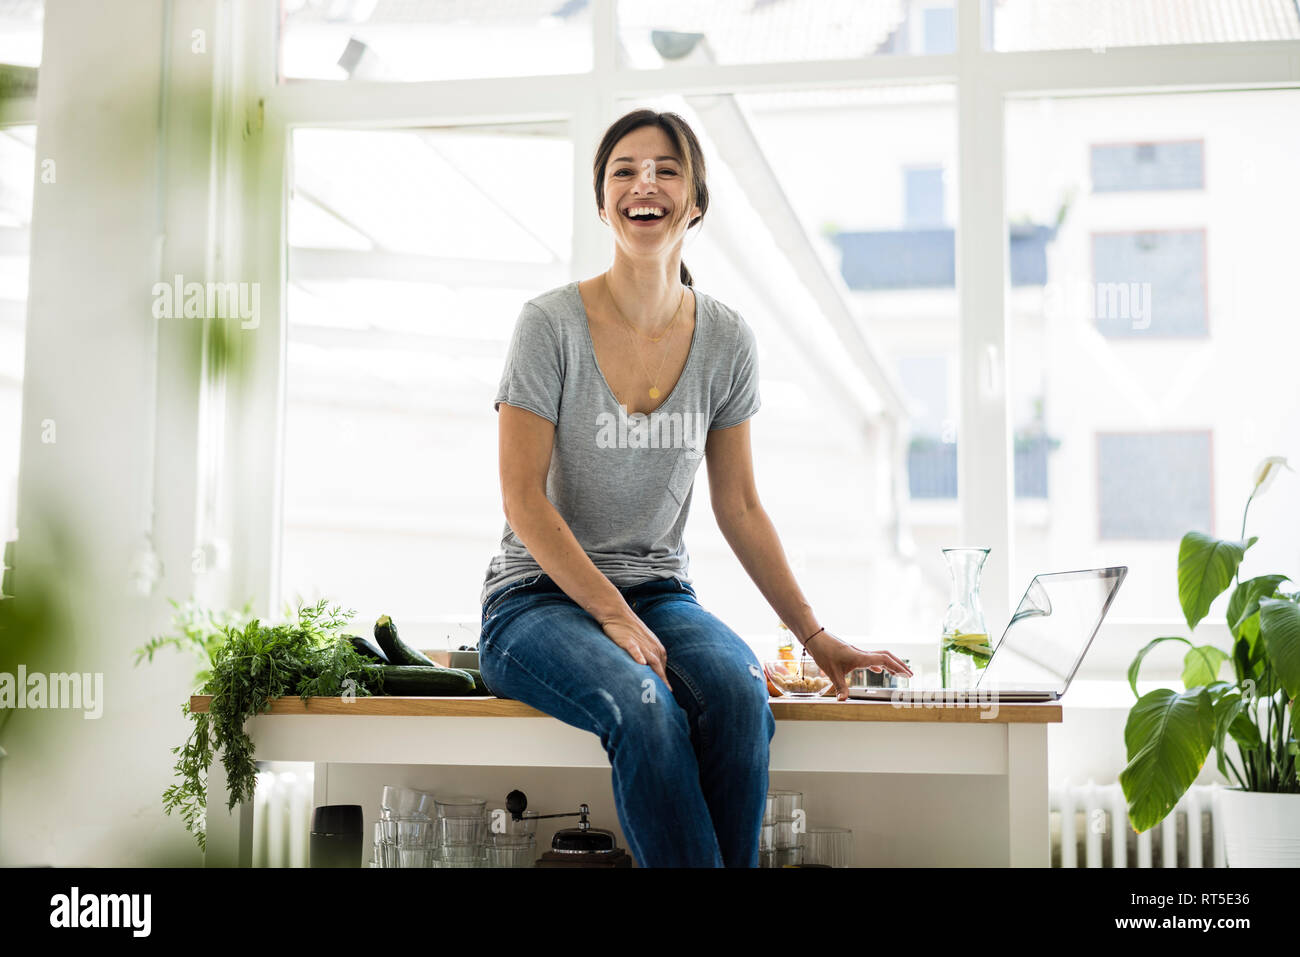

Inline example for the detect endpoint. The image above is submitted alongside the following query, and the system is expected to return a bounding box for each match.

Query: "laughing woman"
[477,108,912,867]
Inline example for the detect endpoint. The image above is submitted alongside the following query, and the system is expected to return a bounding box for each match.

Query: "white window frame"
[222,0,1300,646]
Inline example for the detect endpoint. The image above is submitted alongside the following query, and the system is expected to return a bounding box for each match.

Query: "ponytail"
[680,260,693,287]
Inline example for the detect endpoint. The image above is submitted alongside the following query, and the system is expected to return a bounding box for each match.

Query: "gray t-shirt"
[480,279,761,606]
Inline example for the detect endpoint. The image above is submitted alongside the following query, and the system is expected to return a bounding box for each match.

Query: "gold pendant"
[648,386,661,400]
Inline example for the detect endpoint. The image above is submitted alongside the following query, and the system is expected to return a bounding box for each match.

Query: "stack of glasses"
[370,786,541,867]
[373,785,436,868]
[431,795,488,868]
[760,789,803,867]
[756,789,856,867]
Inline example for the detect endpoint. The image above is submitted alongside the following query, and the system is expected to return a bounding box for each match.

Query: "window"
[1097,432,1213,540]
[1007,88,1300,623]
[1091,141,1204,192]
[1091,229,1207,337]
[281,123,574,640]
[248,1,1300,655]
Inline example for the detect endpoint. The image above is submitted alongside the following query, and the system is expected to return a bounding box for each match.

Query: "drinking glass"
[802,826,854,867]
[434,794,486,818]
[486,834,537,868]
[438,814,487,847]
[380,785,433,821]
[435,794,487,864]
[396,819,436,846]
[432,846,488,867]
[374,818,438,868]
[764,789,802,825]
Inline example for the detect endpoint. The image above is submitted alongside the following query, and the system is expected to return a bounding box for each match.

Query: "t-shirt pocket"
[665,443,706,506]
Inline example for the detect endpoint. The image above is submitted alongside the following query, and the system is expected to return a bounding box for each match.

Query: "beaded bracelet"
[802,625,826,650]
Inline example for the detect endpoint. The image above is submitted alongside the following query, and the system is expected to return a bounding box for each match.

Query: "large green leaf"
[1227,574,1290,638]
[1177,532,1256,631]
[1182,645,1228,689]
[1120,688,1216,833]
[1127,635,1191,698]
[1259,598,1300,700]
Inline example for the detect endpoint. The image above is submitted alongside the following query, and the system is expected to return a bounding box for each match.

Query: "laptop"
[848,566,1128,703]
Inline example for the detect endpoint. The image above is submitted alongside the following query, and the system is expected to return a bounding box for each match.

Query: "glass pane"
[613,86,957,648]
[279,0,592,82]
[0,1,43,67]
[291,126,571,261]
[988,0,1300,52]
[282,123,573,645]
[618,0,957,69]
[0,125,34,551]
[1006,88,1300,623]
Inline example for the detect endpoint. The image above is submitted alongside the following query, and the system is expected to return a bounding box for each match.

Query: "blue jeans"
[478,573,776,867]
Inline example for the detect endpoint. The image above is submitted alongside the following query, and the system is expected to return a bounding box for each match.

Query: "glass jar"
[939,547,993,689]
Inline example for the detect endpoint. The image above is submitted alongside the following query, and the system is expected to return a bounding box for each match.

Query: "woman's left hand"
[805,630,913,701]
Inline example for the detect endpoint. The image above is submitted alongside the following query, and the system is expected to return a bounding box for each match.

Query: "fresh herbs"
[150,598,382,853]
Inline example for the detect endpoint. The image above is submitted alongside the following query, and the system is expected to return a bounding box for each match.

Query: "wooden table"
[192,694,1061,867]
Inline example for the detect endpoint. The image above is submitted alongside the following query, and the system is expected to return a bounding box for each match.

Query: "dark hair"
[593,109,709,287]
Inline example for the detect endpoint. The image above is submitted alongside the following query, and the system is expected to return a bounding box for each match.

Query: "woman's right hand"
[599,613,673,692]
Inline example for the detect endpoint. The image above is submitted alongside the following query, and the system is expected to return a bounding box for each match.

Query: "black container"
[310,804,364,868]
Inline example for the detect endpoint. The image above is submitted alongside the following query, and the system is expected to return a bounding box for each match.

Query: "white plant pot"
[1213,787,1300,867]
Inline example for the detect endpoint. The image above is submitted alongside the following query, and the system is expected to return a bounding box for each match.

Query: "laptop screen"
[975,567,1127,695]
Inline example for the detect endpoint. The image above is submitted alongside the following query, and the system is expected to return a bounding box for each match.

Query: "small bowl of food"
[763,659,834,697]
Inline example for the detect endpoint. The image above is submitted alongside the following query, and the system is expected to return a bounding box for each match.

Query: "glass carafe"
[939,547,992,689]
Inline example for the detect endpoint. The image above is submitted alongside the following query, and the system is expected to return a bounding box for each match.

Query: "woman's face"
[601,125,699,255]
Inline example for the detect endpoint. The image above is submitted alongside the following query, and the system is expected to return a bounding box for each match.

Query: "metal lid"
[551,825,619,854]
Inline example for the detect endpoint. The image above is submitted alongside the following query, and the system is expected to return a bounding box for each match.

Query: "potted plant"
[1121,456,1299,866]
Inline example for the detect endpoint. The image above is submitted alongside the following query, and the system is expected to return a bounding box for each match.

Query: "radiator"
[252,765,314,867]
[1051,780,1225,868]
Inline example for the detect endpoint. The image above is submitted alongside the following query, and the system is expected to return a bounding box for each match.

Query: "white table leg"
[204,749,254,867]
[1006,723,1049,867]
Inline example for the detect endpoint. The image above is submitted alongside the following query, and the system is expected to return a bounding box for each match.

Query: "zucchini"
[371,664,477,696]
[459,668,492,697]
[346,633,389,664]
[374,614,439,667]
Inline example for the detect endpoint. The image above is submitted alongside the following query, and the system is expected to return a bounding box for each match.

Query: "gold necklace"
[604,272,686,401]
